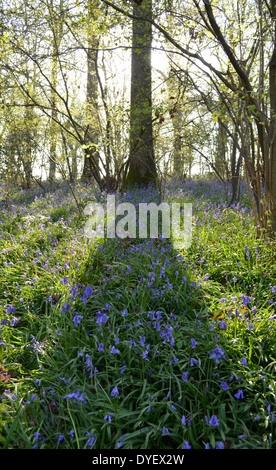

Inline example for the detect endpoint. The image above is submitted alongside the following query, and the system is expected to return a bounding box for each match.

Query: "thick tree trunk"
[82,0,101,182]
[269,5,276,231]
[125,0,157,187]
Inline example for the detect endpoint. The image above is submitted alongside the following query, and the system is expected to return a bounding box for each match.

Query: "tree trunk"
[125,0,157,187]
[82,0,101,182]
[269,3,276,231]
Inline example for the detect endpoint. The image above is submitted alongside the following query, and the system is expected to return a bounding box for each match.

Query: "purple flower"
[220,380,229,391]
[162,427,169,436]
[216,441,224,449]
[116,435,126,448]
[104,414,113,423]
[120,365,127,374]
[182,440,191,449]
[98,343,104,352]
[63,390,87,404]
[110,386,119,397]
[96,313,109,325]
[206,415,220,426]
[84,285,93,297]
[72,313,83,327]
[86,435,96,447]
[234,389,244,399]
[182,372,189,382]
[143,350,149,361]
[191,338,197,348]
[110,346,120,355]
[209,345,226,363]
[241,356,247,366]
[57,434,64,444]
[61,301,70,312]
[181,415,186,426]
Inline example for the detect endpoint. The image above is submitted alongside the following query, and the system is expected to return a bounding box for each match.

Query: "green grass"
[0,179,275,449]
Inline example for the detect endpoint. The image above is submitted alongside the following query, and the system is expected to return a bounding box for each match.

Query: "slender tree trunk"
[125,0,157,187]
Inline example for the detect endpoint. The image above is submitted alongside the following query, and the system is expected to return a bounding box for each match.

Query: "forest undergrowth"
[0,179,275,450]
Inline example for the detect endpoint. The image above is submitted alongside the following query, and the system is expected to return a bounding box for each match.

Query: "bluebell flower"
[216,441,224,449]
[234,389,244,399]
[220,380,229,390]
[110,386,119,397]
[182,372,189,382]
[120,366,127,374]
[84,285,93,297]
[104,414,113,423]
[181,415,186,426]
[241,356,247,366]
[116,435,125,448]
[63,390,87,404]
[209,345,226,363]
[72,313,83,327]
[182,440,191,449]
[162,427,169,436]
[110,346,120,355]
[206,415,220,426]
[86,435,96,447]
[58,434,65,444]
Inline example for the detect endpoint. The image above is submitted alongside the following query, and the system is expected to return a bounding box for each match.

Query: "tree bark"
[125,0,157,187]
[82,0,101,182]
[269,2,276,231]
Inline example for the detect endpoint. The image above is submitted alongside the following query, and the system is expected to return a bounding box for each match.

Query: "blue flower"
[209,345,226,363]
[120,366,127,374]
[84,285,93,297]
[72,313,83,327]
[234,389,244,399]
[216,441,224,449]
[98,343,104,352]
[110,386,119,397]
[182,440,191,449]
[220,380,229,390]
[57,434,64,444]
[162,427,169,436]
[104,414,113,423]
[110,346,120,355]
[86,435,96,447]
[241,356,247,366]
[116,435,126,448]
[206,415,220,426]
[63,390,87,404]
[182,372,189,382]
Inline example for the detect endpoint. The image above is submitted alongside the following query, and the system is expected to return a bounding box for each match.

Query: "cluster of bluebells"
[0,180,275,450]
